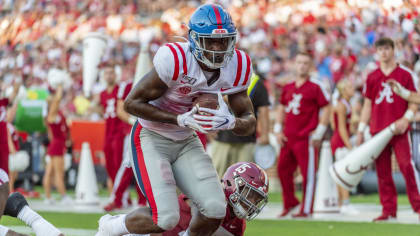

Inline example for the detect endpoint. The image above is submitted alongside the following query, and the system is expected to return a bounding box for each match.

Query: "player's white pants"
[130,121,226,230]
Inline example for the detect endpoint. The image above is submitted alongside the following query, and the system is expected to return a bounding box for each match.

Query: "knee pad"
[200,198,226,219]
[156,210,179,231]
[4,192,28,217]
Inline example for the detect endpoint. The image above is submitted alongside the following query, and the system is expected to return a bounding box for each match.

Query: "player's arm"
[337,102,352,149]
[124,68,177,124]
[257,105,270,145]
[8,80,21,104]
[273,104,287,146]
[47,85,63,123]
[388,79,420,103]
[356,98,371,145]
[227,90,256,136]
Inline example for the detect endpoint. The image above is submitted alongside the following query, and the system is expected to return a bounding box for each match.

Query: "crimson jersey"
[363,65,416,134]
[0,98,9,144]
[100,85,123,138]
[117,81,133,135]
[331,99,351,155]
[281,79,330,138]
[163,194,246,236]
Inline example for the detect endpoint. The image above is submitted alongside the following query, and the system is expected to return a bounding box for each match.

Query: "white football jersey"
[138,42,252,140]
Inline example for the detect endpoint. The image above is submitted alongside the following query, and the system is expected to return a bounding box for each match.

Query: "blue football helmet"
[188,4,237,69]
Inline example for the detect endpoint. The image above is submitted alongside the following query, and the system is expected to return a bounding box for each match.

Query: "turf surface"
[2,213,418,236]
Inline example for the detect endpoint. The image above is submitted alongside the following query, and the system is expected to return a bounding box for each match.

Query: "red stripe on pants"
[133,124,159,224]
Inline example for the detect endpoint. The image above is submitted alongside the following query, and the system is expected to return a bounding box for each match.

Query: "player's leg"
[51,156,67,197]
[293,138,317,216]
[277,141,299,215]
[393,132,420,212]
[4,192,63,236]
[374,144,397,218]
[8,171,18,193]
[42,157,53,201]
[172,135,226,236]
[111,134,125,182]
[97,122,180,235]
[210,140,232,177]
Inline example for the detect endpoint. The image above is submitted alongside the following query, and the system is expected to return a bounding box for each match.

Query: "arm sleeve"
[153,45,175,86]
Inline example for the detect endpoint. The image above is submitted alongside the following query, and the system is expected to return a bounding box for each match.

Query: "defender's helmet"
[222,162,269,220]
[188,4,237,69]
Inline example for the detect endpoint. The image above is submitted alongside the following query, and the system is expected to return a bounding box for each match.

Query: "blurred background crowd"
[1,0,420,197]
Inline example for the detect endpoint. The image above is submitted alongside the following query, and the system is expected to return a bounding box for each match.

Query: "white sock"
[111,214,129,235]
[0,225,9,236]
[182,230,190,236]
[17,206,61,236]
[17,206,42,227]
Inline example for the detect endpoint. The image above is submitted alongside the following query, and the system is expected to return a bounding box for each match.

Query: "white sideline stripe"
[8,226,96,236]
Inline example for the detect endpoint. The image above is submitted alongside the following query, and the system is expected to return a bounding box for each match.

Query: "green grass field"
[1,212,418,236]
[1,188,413,235]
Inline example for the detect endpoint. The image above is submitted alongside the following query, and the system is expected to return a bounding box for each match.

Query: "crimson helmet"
[222,162,269,220]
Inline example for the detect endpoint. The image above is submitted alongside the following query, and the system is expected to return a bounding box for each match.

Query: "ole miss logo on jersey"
[178,86,192,95]
[285,93,302,115]
[375,82,394,104]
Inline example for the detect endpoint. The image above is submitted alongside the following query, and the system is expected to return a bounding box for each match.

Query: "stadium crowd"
[1,0,420,212]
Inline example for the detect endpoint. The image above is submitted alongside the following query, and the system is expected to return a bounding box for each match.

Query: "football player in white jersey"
[96,4,256,236]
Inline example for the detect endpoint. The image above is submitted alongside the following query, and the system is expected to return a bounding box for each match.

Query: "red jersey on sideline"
[100,85,123,138]
[280,79,329,139]
[363,65,416,134]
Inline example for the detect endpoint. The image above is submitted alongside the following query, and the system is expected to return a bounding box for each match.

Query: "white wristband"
[312,124,327,140]
[128,116,137,125]
[273,123,283,133]
[404,110,414,121]
[357,122,367,133]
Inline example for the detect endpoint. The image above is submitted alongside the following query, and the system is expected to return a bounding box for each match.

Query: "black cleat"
[4,192,28,217]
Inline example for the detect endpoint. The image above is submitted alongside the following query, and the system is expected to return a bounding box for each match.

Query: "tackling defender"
[96,4,256,236]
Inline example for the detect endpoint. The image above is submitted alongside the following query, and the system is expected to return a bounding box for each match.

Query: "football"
[193,93,219,111]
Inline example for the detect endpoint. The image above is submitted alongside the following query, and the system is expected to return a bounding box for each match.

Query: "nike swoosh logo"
[220,88,230,91]
[215,118,229,129]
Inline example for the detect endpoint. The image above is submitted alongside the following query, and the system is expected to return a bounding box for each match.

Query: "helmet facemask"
[190,30,236,69]
[228,176,268,221]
